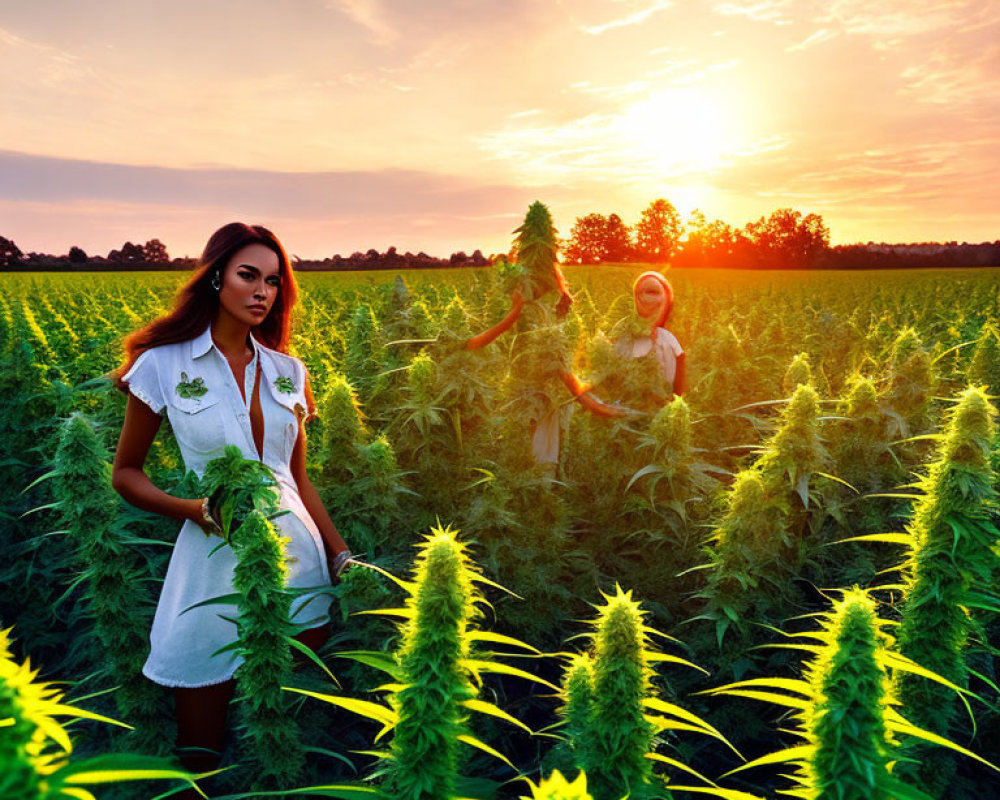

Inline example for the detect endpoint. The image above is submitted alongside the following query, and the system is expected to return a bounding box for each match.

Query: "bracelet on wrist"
[200,496,222,536]
[329,549,353,579]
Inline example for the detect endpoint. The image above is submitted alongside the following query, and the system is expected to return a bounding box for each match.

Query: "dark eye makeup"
[236,268,280,287]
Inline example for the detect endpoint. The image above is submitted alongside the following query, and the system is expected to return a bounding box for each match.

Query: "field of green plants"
[1,256,999,800]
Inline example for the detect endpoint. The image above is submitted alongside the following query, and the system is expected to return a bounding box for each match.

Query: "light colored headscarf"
[632,271,674,336]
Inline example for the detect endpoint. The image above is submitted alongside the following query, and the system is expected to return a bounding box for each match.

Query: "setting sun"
[616,88,730,175]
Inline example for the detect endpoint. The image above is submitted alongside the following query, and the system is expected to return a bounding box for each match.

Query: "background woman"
[111,222,351,790]
[609,270,686,409]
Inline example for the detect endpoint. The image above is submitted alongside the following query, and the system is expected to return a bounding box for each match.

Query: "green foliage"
[0,626,198,800]
[895,387,1000,791]
[5,263,1000,800]
[199,444,284,541]
[561,654,596,760]
[230,509,305,789]
[317,374,408,555]
[560,585,747,800]
[782,351,813,396]
[291,525,535,800]
[346,303,381,403]
[707,587,993,800]
[53,413,162,750]
[521,770,594,800]
[833,374,893,494]
[884,326,936,438]
[582,585,656,800]
[805,588,894,800]
[966,322,1000,396]
[756,383,829,501]
[626,396,720,548]
[700,470,792,647]
[319,373,368,480]
[387,525,481,800]
[509,201,560,298]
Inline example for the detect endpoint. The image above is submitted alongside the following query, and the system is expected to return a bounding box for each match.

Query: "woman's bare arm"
[112,393,204,525]
[465,290,525,351]
[289,421,348,559]
[673,352,686,397]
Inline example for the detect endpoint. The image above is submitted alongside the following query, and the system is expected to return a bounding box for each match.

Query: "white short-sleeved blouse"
[614,326,685,384]
[122,325,332,688]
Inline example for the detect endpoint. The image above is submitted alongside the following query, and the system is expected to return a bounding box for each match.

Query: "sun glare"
[617,89,729,174]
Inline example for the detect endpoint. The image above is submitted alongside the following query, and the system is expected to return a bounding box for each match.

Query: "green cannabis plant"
[228,509,306,790]
[894,386,999,791]
[0,626,198,800]
[782,351,813,396]
[199,444,285,542]
[51,413,162,750]
[706,587,994,800]
[291,525,539,800]
[966,322,1000,398]
[196,447,306,789]
[561,585,743,800]
[698,469,794,649]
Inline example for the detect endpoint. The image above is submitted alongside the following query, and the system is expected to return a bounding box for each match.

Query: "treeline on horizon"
[562,199,1000,270]
[1,198,997,272]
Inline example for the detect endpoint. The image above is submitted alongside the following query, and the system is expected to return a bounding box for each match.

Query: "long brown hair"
[112,222,299,392]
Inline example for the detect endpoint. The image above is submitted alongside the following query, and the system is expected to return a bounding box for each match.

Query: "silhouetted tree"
[744,208,829,269]
[1,235,23,268]
[634,198,682,263]
[68,246,88,264]
[605,213,632,262]
[565,213,634,264]
[143,238,169,263]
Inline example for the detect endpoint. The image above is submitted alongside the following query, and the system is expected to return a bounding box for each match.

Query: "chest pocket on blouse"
[266,379,305,461]
[167,392,226,454]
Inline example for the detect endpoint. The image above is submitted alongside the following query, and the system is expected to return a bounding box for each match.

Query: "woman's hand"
[189,496,223,537]
[327,549,355,584]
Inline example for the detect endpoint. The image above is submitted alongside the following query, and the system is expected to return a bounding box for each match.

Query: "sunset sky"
[1,0,997,259]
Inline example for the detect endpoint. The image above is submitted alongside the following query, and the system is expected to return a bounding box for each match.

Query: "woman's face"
[635,276,667,320]
[217,243,280,328]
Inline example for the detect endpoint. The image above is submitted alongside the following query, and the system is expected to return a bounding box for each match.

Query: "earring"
[210,271,221,291]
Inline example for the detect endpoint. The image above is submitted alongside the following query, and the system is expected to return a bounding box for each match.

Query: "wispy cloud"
[785,28,838,52]
[899,40,1000,106]
[818,0,981,38]
[329,0,397,45]
[580,0,672,35]
[0,24,105,90]
[711,1,794,25]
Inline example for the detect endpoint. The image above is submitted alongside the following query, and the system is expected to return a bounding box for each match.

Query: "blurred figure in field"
[588,271,685,414]
[619,271,685,399]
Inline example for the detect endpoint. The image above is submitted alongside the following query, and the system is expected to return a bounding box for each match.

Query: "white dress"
[122,325,332,687]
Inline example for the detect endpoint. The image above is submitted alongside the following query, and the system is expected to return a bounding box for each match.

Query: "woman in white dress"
[111,222,352,786]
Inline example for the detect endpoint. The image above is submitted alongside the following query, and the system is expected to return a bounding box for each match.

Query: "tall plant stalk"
[894,386,999,791]
[386,526,480,799]
[291,524,541,800]
[560,585,744,800]
[229,510,305,789]
[52,413,162,750]
[198,446,304,790]
[706,586,996,800]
